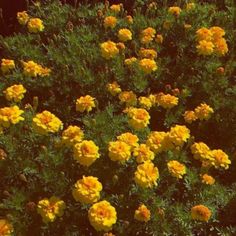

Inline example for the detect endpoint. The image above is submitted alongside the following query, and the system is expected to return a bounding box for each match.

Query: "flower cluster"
[33,111,63,135]
[22,60,51,77]
[37,196,66,223]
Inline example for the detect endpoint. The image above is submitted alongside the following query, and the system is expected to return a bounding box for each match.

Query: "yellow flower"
[134,161,159,188]
[37,196,66,223]
[167,160,186,179]
[139,48,157,59]
[0,219,13,236]
[118,91,137,107]
[140,27,156,44]
[190,142,213,162]
[127,107,150,130]
[194,103,214,120]
[118,28,132,42]
[17,11,29,25]
[191,205,211,222]
[1,59,15,74]
[155,34,163,44]
[73,140,100,167]
[133,144,155,163]
[146,131,169,153]
[76,95,96,113]
[124,57,137,67]
[88,200,117,232]
[100,41,119,59]
[183,111,197,124]
[186,3,195,11]
[134,204,151,222]
[125,15,133,24]
[210,149,231,169]
[108,141,131,163]
[104,16,117,29]
[196,28,213,41]
[33,111,63,135]
[62,125,84,146]
[139,59,157,74]
[201,174,215,185]
[72,176,103,204]
[196,40,215,55]
[4,84,26,102]
[27,18,44,33]
[0,106,24,128]
[157,93,178,109]
[138,96,152,110]
[22,60,51,77]
[210,26,225,40]
[106,82,121,96]
[168,125,190,147]
[117,132,139,150]
[168,6,182,16]
[110,4,122,13]
[213,38,228,56]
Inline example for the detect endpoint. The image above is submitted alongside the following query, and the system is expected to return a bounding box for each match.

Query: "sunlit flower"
[104,16,117,29]
[191,142,213,162]
[140,27,156,44]
[167,160,186,179]
[37,196,66,223]
[194,103,214,120]
[17,11,29,25]
[62,125,84,146]
[196,28,213,41]
[1,59,15,74]
[168,125,190,147]
[191,205,211,222]
[134,204,151,222]
[22,60,51,77]
[106,82,122,96]
[88,200,117,232]
[183,111,197,124]
[100,41,119,59]
[27,18,44,33]
[138,96,152,110]
[72,176,103,204]
[117,132,139,150]
[168,6,182,16]
[118,91,137,107]
[133,144,155,163]
[210,149,231,169]
[76,95,96,113]
[118,28,132,42]
[213,38,228,56]
[146,131,169,153]
[139,59,157,74]
[201,174,215,185]
[196,40,215,55]
[139,48,157,59]
[157,93,178,109]
[4,84,26,102]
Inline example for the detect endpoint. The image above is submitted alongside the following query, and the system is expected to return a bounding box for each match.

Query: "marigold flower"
[118,91,137,107]
[139,59,157,74]
[22,60,51,77]
[155,34,163,44]
[117,132,139,150]
[125,15,133,24]
[33,110,63,135]
[17,11,29,25]
[146,131,169,153]
[194,103,214,120]
[1,59,15,74]
[210,26,225,40]
[168,125,190,147]
[37,196,66,223]
[127,107,150,130]
[140,27,156,44]
[116,42,125,51]
[133,144,155,163]
[134,204,151,222]
[73,140,100,167]
[168,6,182,16]
[191,205,211,222]
[191,142,213,162]
[62,125,84,146]
[139,48,157,60]
[72,176,103,204]
[106,81,122,96]
[0,219,13,235]
[186,3,195,11]
[76,95,96,113]
[4,84,26,102]
[27,18,44,33]
[118,28,132,42]
[138,96,152,110]
[183,111,197,124]
[134,161,159,188]
[167,160,186,179]
[100,41,119,59]
[108,140,131,163]
[88,200,117,232]
[157,93,178,109]
[104,16,117,29]
[124,57,137,67]
[210,149,231,169]
[196,40,215,55]
[0,106,24,128]
[110,4,122,13]
[201,174,215,185]
[196,28,213,41]
[213,38,228,56]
